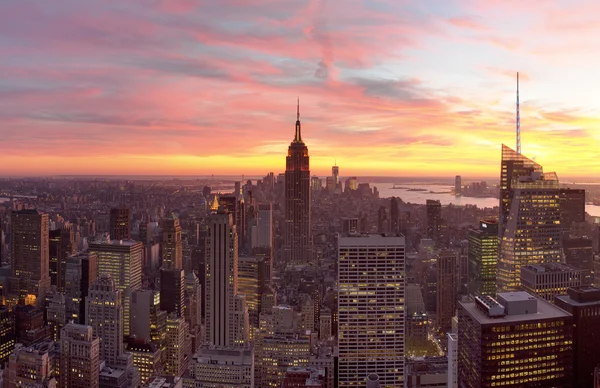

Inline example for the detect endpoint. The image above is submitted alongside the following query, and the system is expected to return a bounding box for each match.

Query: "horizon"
[2,1,600,177]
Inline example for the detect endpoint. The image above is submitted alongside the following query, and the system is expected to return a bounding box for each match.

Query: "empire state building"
[284,100,312,264]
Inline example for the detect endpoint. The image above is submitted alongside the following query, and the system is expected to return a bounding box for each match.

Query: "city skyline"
[2,1,600,177]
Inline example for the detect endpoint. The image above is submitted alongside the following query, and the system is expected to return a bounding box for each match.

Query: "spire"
[516,72,521,154]
[210,194,219,212]
[294,97,302,143]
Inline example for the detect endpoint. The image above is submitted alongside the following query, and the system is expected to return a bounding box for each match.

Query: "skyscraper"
[205,210,249,347]
[338,234,405,387]
[86,274,123,365]
[160,268,185,317]
[109,207,131,241]
[164,313,189,377]
[497,154,562,291]
[0,306,15,366]
[559,188,586,233]
[454,175,462,196]
[468,219,499,295]
[390,197,399,234]
[160,215,182,270]
[436,250,458,334]
[89,239,143,336]
[49,227,75,290]
[64,251,98,324]
[10,209,50,302]
[256,203,273,249]
[60,323,100,388]
[426,200,441,241]
[284,100,312,265]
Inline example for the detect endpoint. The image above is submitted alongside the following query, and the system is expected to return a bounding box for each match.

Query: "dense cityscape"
[0,96,599,388]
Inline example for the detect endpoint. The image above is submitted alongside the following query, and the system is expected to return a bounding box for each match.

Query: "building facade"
[468,219,499,296]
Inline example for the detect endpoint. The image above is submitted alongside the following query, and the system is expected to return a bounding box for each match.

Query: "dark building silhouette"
[563,237,594,285]
[559,188,586,233]
[160,215,182,270]
[555,287,600,388]
[0,306,15,366]
[377,206,388,234]
[284,100,312,265]
[49,227,75,291]
[341,218,358,234]
[390,197,399,234]
[13,305,50,346]
[436,251,458,334]
[468,219,499,295]
[459,292,573,388]
[220,195,246,251]
[64,251,98,324]
[109,207,130,240]
[426,200,441,241]
[160,268,185,317]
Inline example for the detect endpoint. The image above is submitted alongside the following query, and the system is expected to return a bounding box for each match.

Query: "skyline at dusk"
[2,0,600,177]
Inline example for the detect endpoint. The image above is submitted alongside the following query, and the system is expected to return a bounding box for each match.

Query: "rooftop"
[555,287,600,307]
[522,263,580,274]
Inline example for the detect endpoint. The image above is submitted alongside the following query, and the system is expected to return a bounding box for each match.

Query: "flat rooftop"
[338,233,405,246]
[460,294,571,325]
[522,263,579,273]
[555,287,600,307]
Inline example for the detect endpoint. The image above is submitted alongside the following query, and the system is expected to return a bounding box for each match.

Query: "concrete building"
[125,339,163,385]
[64,251,97,324]
[164,314,189,377]
[520,263,582,303]
[447,333,458,388]
[0,306,15,366]
[160,216,182,270]
[337,234,405,387]
[130,290,166,344]
[109,208,130,241]
[160,269,184,317]
[89,238,143,336]
[436,250,458,334]
[186,347,254,388]
[458,292,573,387]
[6,342,57,388]
[282,366,325,388]
[60,323,100,388]
[405,357,448,388]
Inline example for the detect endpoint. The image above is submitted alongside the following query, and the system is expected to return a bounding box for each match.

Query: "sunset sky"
[1,0,600,178]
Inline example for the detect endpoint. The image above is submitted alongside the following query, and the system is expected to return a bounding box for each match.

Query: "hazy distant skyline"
[2,0,599,177]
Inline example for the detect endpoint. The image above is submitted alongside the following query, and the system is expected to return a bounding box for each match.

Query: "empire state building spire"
[294,97,302,143]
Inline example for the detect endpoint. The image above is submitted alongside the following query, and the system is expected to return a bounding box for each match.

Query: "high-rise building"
[125,339,163,385]
[160,216,182,270]
[454,175,462,196]
[284,101,312,265]
[497,153,562,291]
[282,366,325,388]
[559,188,586,233]
[109,207,130,240]
[405,357,448,388]
[219,196,246,251]
[205,210,249,347]
[520,263,582,302]
[13,305,50,346]
[6,342,57,388]
[239,256,270,332]
[255,333,311,388]
[390,197,399,234]
[341,218,358,235]
[47,293,67,341]
[458,292,573,387]
[0,306,15,366]
[60,323,100,388]
[186,347,254,388]
[436,251,458,334]
[256,203,273,249]
[89,239,143,336]
[338,234,405,387]
[130,289,166,344]
[160,268,184,317]
[164,313,189,377]
[555,287,600,388]
[86,274,124,365]
[64,251,98,324]
[447,333,458,388]
[377,206,388,234]
[563,237,594,285]
[49,227,75,290]
[499,144,543,239]
[426,200,441,241]
[184,272,203,354]
[468,219,499,295]
[332,165,339,189]
[10,209,50,302]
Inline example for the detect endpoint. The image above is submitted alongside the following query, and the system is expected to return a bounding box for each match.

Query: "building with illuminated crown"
[458,292,573,387]
[337,233,406,387]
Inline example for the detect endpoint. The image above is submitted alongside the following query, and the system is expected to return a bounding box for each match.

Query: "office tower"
[497,166,562,291]
[125,339,163,385]
[564,237,594,285]
[0,306,15,366]
[184,272,202,353]
[468,219,499,295]
[555,287,600,388]
[46,293,67,341]
[284,100,312,265]
[6,342,57,388]
[332,165,339,189]
[138,219,150,245]
[256,203,273,249]
[49,227,75,290]
[60,323,100,388]
[160,268,184,317]
[186,347,254,388]
[160,215,182,270]
[130,290,166,344]
[64,251,97,324]
[255,333,311,388]
[499,145,543,239]
[205,211,249,347]
[338,234,405,387]
[86,274,123,364]
[239,256,267,331]
[164,313,189,377]
[447,333,458,388]
[559,188,586,233]
[310,176,321,193]
[520,263,582,302]
[341,218,358,234]
[220,195,246,250]
[426,200,441,241]
[89,239,142,336]
[406,284,428,340]
[390,197,399,234]
[458,292,573,387]
[377,206,388,233]
[10,209,50,302]
[109,207,130,240]
[13,305,50,346]
[405,357,448,388]
[319,310,332,340]
[454,175,462,195]
[436,250,458,334]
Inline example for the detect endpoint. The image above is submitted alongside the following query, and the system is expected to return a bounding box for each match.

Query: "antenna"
[516,72,521,154]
